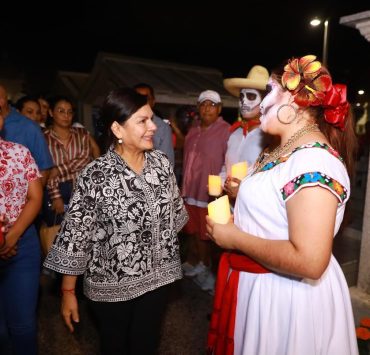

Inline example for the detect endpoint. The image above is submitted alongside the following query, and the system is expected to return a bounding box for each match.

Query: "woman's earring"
[118,138,123,144]
[277,104,298,124]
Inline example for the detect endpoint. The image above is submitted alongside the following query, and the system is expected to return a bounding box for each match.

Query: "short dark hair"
[48,95,74,111]
[133,82,155,98]
[15,95,40,111]
[100,87,148,150]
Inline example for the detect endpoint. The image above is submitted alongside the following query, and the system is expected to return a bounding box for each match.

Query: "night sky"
[1,0,369,102]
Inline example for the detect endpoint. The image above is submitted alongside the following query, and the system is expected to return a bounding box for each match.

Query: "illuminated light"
[208,175,222,197]
[309,17,329,66]
[208,195,231,224]
[358,90,365,95]
[230,162,248,187]
[310,18,321,26]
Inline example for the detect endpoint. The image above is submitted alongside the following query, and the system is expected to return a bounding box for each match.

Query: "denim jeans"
[0,225,41,355]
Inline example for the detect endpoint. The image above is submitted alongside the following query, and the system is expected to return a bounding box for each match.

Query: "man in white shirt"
[221,65,271,199]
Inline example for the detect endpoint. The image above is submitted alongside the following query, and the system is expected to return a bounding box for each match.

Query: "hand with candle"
[205,214,240,250]
[224,161,248,199]
[208,195,231,224]
[224,176,241,200]
[208,175,223,197]
[231,161,248,186]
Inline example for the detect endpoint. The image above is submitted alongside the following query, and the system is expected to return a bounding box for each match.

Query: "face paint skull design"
[239,89,262,118]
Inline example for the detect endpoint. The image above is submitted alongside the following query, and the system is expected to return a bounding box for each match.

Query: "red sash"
[207,252,271,355]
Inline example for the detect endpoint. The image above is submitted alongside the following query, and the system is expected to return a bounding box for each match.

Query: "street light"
[310,18,329,67]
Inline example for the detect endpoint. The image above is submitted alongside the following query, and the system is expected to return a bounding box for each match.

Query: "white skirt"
[234,256,359,355]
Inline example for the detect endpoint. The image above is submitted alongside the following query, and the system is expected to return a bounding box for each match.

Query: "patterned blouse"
[44,148,188,302]
[0,137,41,225]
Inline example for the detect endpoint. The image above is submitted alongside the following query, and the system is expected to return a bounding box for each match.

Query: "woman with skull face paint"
[44,88,188,355]
[206,55,358,355]
[221,66,271,199]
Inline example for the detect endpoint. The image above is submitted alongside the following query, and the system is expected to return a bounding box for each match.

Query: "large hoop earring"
[277,104,298,124]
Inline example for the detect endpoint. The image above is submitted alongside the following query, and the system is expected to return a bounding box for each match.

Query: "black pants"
[88,285,170,355]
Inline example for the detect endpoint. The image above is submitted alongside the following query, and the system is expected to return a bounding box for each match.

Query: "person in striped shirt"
[43,96,99,225]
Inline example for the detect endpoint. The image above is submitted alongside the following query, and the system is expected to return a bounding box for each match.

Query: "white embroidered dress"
[233,143,358,355]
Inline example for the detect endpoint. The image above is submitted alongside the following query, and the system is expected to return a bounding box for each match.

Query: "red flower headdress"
[281,55,349,130]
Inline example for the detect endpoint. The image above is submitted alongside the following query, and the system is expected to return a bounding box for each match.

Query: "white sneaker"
[181,262,195,273]
[200,272,215,293]
[184,262,206,277]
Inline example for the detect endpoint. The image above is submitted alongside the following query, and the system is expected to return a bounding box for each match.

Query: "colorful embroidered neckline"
[257,142,343,173]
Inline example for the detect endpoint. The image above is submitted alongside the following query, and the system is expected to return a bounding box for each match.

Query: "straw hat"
[223,65,269,97]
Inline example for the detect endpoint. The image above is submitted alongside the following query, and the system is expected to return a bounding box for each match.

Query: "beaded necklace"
[252,123,319,175]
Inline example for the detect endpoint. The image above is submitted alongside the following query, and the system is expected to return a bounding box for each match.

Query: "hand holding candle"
[230,161,248,187]
[208,175,222,196]
[208,195,231,224]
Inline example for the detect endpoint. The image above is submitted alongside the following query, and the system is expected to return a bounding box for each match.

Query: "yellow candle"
[230,161,248,187]
[208,195,231,224]
[208,175,222,196]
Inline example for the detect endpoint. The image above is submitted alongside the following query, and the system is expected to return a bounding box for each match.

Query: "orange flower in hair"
[282,55,332,107]
[282,55,320,90]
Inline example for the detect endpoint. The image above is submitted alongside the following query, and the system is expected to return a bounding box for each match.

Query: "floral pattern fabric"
[44,148,188,302]
[0,138,41,225]
[281,171,347,203]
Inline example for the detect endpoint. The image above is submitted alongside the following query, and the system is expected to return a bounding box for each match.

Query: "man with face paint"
[221,65,270,198]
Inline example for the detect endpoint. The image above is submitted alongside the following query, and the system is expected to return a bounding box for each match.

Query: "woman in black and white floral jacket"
[44,87,188,355]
